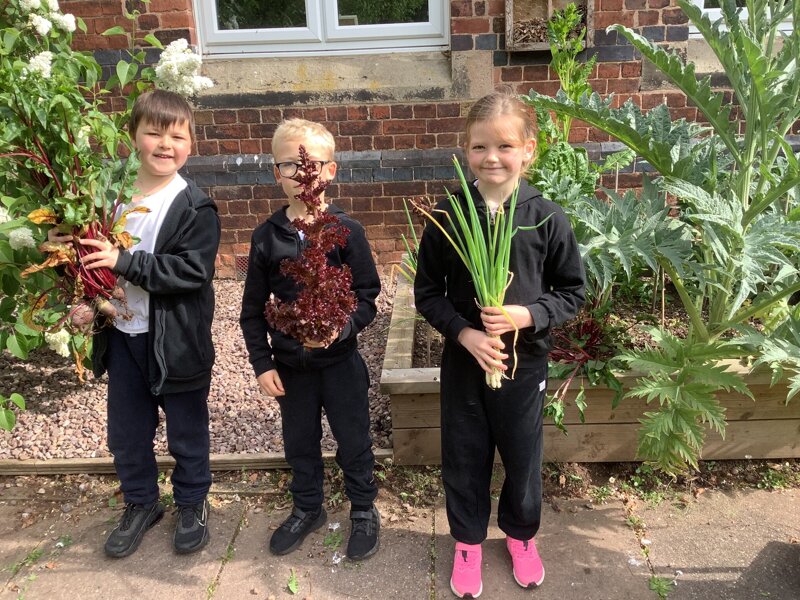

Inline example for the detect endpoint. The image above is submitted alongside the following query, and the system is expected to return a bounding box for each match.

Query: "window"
[193,0,449,57]
[687,0,792,38]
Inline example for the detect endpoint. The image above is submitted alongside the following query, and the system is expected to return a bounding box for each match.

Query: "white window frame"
[193,0,449,58]
[687,0,793,39]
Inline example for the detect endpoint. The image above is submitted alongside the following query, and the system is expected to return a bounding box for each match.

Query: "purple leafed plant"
[264,145,357,345]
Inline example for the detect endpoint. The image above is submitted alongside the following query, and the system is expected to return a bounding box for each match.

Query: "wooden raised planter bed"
[380,276,800,465]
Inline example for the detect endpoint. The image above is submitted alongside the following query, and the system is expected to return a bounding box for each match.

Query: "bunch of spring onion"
[413,156,531,389]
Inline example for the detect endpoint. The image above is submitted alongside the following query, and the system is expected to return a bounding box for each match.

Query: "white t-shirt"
[112,174,188,334]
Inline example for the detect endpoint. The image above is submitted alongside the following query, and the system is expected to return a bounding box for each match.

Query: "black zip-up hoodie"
[239,204,380,376]
[414,178,585,369]
[92,179,221,395]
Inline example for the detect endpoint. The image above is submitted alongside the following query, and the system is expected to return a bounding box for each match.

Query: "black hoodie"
[239,204,380,376]
[414,178,585,369]
[92,179,221,395]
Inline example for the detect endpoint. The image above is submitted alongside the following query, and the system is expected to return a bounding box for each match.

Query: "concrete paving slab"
[1,497,243,600]
[434,497,651,599]
[641,488,800,600]
[214,496,433,599]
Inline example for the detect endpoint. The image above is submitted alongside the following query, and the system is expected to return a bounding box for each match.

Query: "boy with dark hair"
[239,119,381,561]
[77,89,221,557]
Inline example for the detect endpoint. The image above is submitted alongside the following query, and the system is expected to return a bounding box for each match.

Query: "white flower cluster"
[21,0,75,35]
[8,227,36,250]
[44,329,71,358]
[0,206,10,224]
[25,50,53,78]
[154,39,214,98]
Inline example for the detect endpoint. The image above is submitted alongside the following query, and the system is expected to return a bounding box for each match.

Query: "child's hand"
[257,369,285,397]
[79,237,120,271]
[303,330,339,349]
[481,305,533,336]
[47,227,73,245]
[457,327,508,375]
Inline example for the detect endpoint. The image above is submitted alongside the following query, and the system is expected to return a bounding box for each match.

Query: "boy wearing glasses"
[239,119,382,560]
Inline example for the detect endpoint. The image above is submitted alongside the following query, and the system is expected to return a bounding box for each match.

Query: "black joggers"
[276,351,377,511]
[440,340,547,544]
[106,327,211,506]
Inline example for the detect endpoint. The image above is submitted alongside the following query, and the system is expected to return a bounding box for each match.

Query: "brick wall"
[68,0,705,277]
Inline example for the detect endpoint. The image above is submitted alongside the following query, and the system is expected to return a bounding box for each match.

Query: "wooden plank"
[388,383,798,429]
[380,367,441,395]
[391,420,800,465]
[0,449,394,476]
[381,276,416,371]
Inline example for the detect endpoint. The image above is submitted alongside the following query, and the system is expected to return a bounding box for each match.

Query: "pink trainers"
[506,536,545,588]
[450,541,483,598]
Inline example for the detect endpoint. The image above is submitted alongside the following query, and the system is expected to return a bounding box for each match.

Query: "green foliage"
[648,575,674,599]
[287,568,299,595]
[525,0,800,473]
[323,529,343,550]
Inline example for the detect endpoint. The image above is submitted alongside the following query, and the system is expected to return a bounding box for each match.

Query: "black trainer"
[104,501,165,558]
[346,506,380,560]
[174,499,211,554]
[269,506,327,555]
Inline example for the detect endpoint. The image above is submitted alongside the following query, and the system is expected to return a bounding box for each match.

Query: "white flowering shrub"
[155,39,214,97]
[0,0,210,428]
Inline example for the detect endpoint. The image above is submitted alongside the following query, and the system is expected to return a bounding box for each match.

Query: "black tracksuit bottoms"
[440,340,547,544]
[276,350,377,512]
[105,327,212,506]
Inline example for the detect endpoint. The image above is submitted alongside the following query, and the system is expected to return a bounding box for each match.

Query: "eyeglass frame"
[274,160,331,178]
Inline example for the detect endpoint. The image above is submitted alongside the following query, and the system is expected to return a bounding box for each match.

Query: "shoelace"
[175,503,205,528]
[509,540,534,558]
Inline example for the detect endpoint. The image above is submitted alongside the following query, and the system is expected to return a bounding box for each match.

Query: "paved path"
[0,475,797,599]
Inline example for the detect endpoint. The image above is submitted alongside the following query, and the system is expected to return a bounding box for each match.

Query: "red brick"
[450,0,474,17]
[374,136,394,150]
[601,0,624,10]
[638,10,660,25]
[339,183,382,198]
[437,103,461,118]
[621,62,642,77]
[240,139,262,154]
[283,107,304,120]
[216,186,254,202]
[664,92,687,108]
[249,123,277,139]
[413,104,437,119]
[351,198,373,212]
[149,0,191,11]
[475,0,487,16]
[194,110,213,125]
[594,11,634,28]
[160,11,192,28]
[607,78,640,93]
[302,107,327,121]
[522,65,549,81]
[205,124,249,139]
[326,106,348,121]
[501,67,523,82]
[384,182,426,196]
[336,137,352,151]
[642,93,665,109]
[648,0,669,7]
[237,109,261,123]
[347,106,369,120]
[340,120,382,135]
[219,214,259,230]
[319,121,339,135]
[261,108,282,123]
[427,117,466,134]
[351,136,373,151]
[213,110,237,125]
[416,134,437,149]
[451,17,491,34]
[384,119,427,134]
[94,16,127,34]
[395,135,415,149]
[663,8,688,24]
[437,133,459,146]
[369,105,391,120]
[597,63,620,79]
[196,140,218,155]
[487,0,505,15]
[390,105,413,119]
[218,140,241,153]
[528,81,561,96]
[137,13,160,30]
[66,1,104,18]
[567,128,589,143]
[588,128,611,142]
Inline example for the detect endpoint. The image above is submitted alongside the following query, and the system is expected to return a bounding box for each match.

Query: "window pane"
[216,0,307,30]
[337,0,429,26]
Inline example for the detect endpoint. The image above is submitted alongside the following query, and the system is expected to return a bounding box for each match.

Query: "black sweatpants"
[440,340,547,544]
[106,327,212,506]
[276,351,377,511]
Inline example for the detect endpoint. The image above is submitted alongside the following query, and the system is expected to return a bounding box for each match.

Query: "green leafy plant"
[323,529,343,550]
[287,567,299,595]
[524,0,800,473]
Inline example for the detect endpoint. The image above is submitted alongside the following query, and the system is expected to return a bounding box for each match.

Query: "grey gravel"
[0,277,395,460]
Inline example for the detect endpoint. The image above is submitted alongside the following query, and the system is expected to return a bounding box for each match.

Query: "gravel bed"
[0,278,395,460]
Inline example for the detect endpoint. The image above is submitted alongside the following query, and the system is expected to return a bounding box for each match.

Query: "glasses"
[275,160,330,178]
